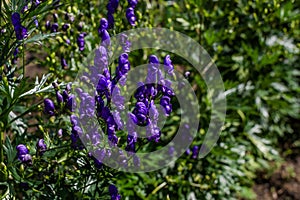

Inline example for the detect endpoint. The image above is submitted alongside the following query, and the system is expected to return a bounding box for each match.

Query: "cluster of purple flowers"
[43,83,74,116]
[106,0,119,29]
[77,32,87,51]
[186,145,200,159]
[16,139,47,165]
[126,0,138,26]
[11,13,28,40]
[16,144,32,165]
[127,55,175,144]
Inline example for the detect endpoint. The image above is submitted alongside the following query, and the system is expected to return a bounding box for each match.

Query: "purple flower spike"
[126,7,137,26]
[36,139,47,155]
[44,98,55,116]
[77,33,85,51]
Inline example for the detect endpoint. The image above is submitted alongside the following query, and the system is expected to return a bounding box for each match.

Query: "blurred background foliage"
[1,0,299,199]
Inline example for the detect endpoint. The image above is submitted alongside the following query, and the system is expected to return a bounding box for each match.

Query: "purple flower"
[51,23,59,32]
[45,20,51,30]
[100,29,111,46]
[125,132,137,152]
[160,95,172,115]
[94,46,108,72]
[62,23,69,31]
[128,0,138,8]
[44,98,55,116]
[36,139,47,155]
[192,145,199,159]
[77,33,85,51]
[107,0,119,13]
[61,56,68,69]
[119,34,131,52]
[109,184,121,200]
[16,144,32,164]
[14,24,28,40]
[116,53,130,78]
[126,7,137,26]
[96,74,109,94]
[98,18,108,33]
[16,144,29,156]
[164,55,174,75]
[11,13,21,26]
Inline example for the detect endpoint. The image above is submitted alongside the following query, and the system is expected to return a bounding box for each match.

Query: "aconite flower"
[44,98,55,116]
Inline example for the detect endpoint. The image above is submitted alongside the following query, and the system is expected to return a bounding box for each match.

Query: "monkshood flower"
[62,23,69,31]
[36,139,47,156]
[51,23,59,32]
[100,29,111,46]
[146,55,162,83]
[98,18,108,35]
[11,12,28,40]
[163,55,174,75]
[61,56,68,69]
[71,125,84,149]
[94,46,108,73]
[128,0,138,8]
[192,145,199,159]
[106,0,119,28]
[115,53,130,81]
[44,98,55,116]
[119,34,131,53]
[77,33,86,51]
[34,16,38,27]
[45,20,51,30]
[125,132,137,152]
[109,184,121,200]
[16,144,32,165]
[126,7,137,26]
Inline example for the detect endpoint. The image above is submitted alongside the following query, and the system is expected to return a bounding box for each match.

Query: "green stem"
[22,43,25,77]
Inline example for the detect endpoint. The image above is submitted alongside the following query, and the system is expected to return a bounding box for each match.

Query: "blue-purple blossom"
[115,53,130,80]
[51,23,59,32]
[11,13,28,40]
[192,145,199,159]
[106,0,119,28]
[119,34,131,52]
[100,29,111,46]
[94,46,108,73]
[128,0,138,8]
[45,20,51,30]
[16,144,32,164]
[44,98,55,116]
[77,33,85,51]
[125,132,137,152]
[126,7,137,26]
[164,55,174,75]
[36,139,47,155]
[11,13,21,27]
[109,184,121,200]
[98,18,108,34]
[62,23,69,31]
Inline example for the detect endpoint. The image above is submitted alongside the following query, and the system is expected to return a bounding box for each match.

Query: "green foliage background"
[0,0,299,199]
